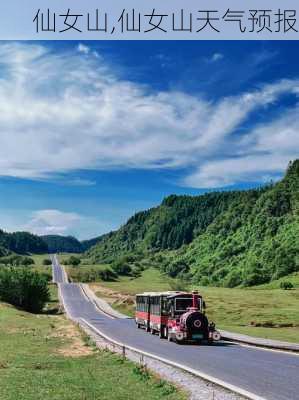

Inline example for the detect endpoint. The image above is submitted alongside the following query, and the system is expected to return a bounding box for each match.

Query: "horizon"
[0,41,298,239]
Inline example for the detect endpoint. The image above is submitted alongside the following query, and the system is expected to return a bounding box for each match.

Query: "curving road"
[52,258,299,400]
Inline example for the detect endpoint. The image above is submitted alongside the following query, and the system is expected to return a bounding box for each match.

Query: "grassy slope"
[0,291,185,400]
[96,268,299,343]
[102,268,172,294]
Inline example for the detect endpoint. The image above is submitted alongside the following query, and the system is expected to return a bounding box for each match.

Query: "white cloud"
[66,178,96,187]
[24,209,82,236]
[184,109,299,188]
[0,42,298,188]
[78,43,90,54]
[209,53,224,62]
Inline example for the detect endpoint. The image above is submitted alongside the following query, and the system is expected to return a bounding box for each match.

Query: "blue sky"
[0,40,298,239]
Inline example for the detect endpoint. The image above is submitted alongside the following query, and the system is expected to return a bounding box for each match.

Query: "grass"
[65,264,110,282]
[96,268,299,343]
[101,268,172,294]
[198,286,299,343]
[57,253,80,263]
[0,292,185,400]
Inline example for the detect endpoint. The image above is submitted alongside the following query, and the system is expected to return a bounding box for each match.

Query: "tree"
[67,256,81,266]
[111,259,132,275]
[0,268,50,313]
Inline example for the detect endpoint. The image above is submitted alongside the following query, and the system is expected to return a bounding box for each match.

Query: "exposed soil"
[89,283,135,309]
[53,318,94,358]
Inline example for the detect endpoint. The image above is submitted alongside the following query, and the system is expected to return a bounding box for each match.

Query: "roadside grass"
[0,298,186,400]
[29,254,52,276]
[57,253,81,263]
[96,268,299,343]
[198,286,299,343]
[65,264,110,282]
[101,268,172,294]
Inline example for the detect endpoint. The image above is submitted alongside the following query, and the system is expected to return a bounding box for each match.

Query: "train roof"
[136,291,197,298]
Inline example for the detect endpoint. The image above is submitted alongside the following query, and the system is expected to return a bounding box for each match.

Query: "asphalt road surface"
[51,254,67,283]
[52,258,299,400]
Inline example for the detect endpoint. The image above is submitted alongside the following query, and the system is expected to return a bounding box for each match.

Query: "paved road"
[53,258,299,400]
[51,254,68,283]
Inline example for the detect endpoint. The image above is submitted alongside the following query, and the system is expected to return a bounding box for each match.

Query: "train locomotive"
[135,290,221,344]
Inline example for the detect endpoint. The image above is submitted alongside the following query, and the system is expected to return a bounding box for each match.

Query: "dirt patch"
[53,318,94,358]
[90,284,135,308]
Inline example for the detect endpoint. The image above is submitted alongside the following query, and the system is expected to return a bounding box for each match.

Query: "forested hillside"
[41,234,102,253]
[41,235,83,253]
[86,190,254,263]
[178,159,298,287]
[86,160,298,287]
[0,230,48,254]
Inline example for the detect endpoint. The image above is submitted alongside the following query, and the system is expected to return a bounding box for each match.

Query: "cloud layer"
[24,209,82,236]
[0,42,298,188]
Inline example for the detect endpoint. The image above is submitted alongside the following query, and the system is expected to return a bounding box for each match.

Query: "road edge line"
[80,317,267,400]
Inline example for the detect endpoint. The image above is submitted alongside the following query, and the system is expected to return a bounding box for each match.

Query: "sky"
[0,40,298,239]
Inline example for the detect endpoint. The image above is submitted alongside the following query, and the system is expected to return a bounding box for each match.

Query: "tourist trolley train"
[135,291,221,344]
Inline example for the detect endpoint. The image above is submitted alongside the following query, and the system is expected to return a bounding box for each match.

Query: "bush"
[111,259,132,275]
[164,260,189,278]
[0,255,34,267]
[43,259,52,266]
[280,281,294,290]
[0,268,50,312]
[98,268,118,281]
[66,256,81,266]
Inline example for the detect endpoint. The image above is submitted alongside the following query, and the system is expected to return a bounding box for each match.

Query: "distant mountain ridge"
[0,231,101,256]
[86,160,299,287]
[0,230,48,255]
[41,234,103,253]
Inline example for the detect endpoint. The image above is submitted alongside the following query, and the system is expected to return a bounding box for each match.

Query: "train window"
[161,297,168,315]
[175,298,193,311]
[150,296,161,315]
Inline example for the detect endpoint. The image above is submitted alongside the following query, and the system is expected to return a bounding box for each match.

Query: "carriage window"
[175,298,193,311]
[161,297,169,315]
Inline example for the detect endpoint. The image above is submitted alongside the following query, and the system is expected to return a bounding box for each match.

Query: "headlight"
[176,332,184,341]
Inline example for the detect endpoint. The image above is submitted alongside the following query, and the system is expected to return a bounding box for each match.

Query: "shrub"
[280,281,294,290]
[98,268,118,281]
[164,260,189,278]
[43,259,52,266]
[66,256,81,266]
[0,268,50,312]
[111,259,132,275]
[0,255,34,267]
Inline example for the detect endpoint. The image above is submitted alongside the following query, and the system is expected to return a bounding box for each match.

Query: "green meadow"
[0,284,185,400]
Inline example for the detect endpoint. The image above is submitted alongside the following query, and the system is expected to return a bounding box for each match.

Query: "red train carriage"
[135,291,220,344]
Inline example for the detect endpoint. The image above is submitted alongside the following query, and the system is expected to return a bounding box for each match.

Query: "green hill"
[41,234,103,253]
[0,230,48,255]
[86,160,298,287]
[180,160,298,287]
[41,235,83,253]
[86,190,258,262]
